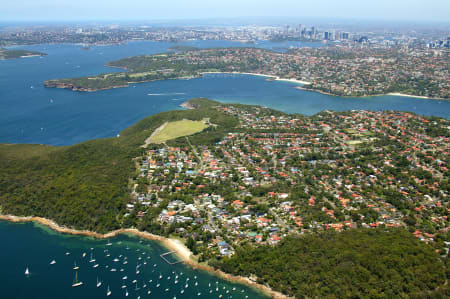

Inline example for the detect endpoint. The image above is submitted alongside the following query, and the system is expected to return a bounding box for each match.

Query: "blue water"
[0,220,267,299]
[1,41,448,146]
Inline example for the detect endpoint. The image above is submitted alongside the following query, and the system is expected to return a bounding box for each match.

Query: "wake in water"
[147,93,186,96]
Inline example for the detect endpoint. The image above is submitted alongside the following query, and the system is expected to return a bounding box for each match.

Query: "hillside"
[0,98,234,232]
[213,228,448,298]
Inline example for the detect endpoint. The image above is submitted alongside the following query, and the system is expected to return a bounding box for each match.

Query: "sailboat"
[106,239,112,246]
[96,277,102,287]
[72,270,83,287]
[125,288,129,297]
[106,285,111,296]
[73,262,79,270]
[89,252,96,263]
[25,267,30,276]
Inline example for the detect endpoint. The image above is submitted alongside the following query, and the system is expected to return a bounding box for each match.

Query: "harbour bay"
[1,40,449,298]
[0,220,268,298]
[1,41,448,146]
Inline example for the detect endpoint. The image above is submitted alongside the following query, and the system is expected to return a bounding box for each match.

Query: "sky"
[1,0,449,23]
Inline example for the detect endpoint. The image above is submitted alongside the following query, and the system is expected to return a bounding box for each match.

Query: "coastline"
[295,86,448,101]
[0,214,290,299]
[201,71,312,85]
[43,71,447,101]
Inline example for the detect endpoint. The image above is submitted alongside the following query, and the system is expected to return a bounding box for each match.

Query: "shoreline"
[0,214,290,299]
[43,71,447,101]
[295,86,447,101]
[201,71,312,85]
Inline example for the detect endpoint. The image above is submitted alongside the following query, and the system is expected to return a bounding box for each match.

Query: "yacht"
[96,277,102,287]
[72,270,83,287]
[73,262,79,270]
[50,260,56,265]
[25,267,29,276]
[106,285,111,296]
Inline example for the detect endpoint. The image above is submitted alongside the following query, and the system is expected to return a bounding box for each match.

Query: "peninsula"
[44,47,449,99]
[1,98,448,298]
[0,48,47,60]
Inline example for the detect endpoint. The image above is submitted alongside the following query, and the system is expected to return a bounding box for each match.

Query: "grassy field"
[148,119,209,144]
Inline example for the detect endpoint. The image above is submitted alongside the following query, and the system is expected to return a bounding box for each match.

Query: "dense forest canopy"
[213,228,448,298]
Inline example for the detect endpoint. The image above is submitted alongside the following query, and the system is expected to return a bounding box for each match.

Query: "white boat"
[110,268,117,272]
[106,285,111,296]
[93,264,99,268]
[72,270,83,287]
[125,288,129,297]
[65,252,70,255]
[89,253,96,263]
[147,290,151,294]
[132,280,137,284]
[121,285,127,289]
[96,277,102,288]
[122,276,128,280]
[25,267,29,276]
[73,262,79,270]
[82,252,86,258]
[106,239,112,246]
[156,283,160,288]
[50,260,56,265]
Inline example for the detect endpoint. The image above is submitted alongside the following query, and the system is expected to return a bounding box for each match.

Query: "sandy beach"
[202,71,311,85]
[386,92,441,100]
[0,214,291,299]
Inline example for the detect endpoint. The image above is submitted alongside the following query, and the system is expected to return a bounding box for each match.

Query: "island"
[1,98,448,298]
[43,47,449,99]
[0,48,47,60]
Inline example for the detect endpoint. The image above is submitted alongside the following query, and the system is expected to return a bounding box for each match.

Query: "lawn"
[148,119,209,144]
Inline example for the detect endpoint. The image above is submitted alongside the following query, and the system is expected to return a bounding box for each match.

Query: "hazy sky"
[2,0,449,23]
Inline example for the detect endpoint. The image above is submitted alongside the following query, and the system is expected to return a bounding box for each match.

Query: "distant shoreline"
[0,214,290,299]
[294,85,448,101]
[43,70,448,101]
[201,71,312,85]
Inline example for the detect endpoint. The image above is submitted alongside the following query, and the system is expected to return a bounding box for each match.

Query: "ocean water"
[0,220,268,299]
[0,41,448,146]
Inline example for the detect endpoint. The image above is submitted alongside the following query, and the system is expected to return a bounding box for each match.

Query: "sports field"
[148,119,209,144]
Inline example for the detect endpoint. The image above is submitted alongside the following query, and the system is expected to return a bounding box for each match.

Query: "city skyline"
[2,0,450,23]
